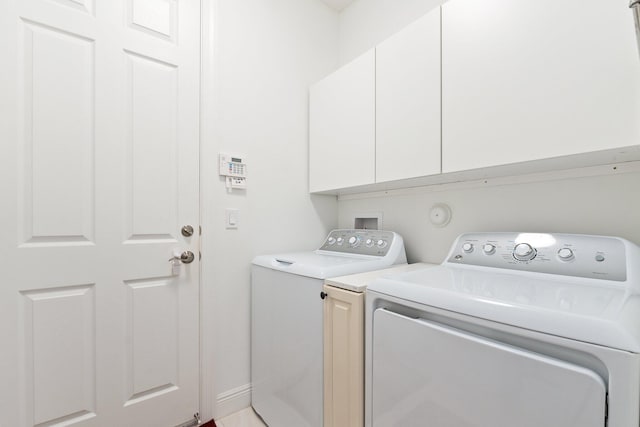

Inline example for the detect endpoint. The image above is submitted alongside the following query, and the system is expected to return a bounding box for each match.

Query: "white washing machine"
[365,232,640,427]
[252,229,406,427]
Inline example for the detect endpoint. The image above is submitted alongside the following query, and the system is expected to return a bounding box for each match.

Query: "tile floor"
[216,407,267,427]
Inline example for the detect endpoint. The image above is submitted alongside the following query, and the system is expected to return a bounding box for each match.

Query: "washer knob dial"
[336,237,344,245]
[365,239,374,247]
[557,248,574,261]
[462,243,474,253]
[483,243,496,255]
[376,239,387,248]
[513,243,536,261]
[327,237,336,245]
[348,236,360,247]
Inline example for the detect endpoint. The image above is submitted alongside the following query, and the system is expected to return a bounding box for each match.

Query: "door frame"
[199,0,216,422]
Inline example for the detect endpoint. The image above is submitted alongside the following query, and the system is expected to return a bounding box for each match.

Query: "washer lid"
[252,251,399,279]
[368,265,640,352]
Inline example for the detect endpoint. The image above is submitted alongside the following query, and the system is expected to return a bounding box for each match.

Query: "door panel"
[125,277,179,405]
[49,0,94,15]
[20,20,95,245]
[1,0,200,426]
[372,309,606,427]
[128,0,177,42]
[125,51,179,242]
[24,285,96,426]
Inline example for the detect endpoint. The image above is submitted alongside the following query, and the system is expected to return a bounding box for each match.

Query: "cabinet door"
[376,8,442,183]
[442,0,640,173]
[323,285,364,427]
[310,50,375,192]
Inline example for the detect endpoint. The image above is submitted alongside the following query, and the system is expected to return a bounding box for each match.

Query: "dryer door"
[372,309,606,427]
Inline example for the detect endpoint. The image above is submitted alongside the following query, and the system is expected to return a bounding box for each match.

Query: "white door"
[372,309,606,427]
[0,0,200,426]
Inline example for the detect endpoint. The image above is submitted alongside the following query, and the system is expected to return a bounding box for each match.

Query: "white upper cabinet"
[310,0,640,194]
[442,0,640,173]
[310,50,376,193]
[376,8,442,183]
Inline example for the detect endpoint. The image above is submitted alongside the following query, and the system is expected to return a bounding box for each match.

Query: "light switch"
[226,208,239,229]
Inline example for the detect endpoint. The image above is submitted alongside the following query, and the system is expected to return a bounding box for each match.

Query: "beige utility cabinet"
[322,284,364,427]
[442,0,640,173]
[309,50,375,192]
[323,263,435,427]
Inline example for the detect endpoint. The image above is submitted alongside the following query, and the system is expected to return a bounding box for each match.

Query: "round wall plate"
[429,203,452,227]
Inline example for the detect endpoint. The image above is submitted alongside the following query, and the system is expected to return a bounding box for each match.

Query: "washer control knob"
[483,243,496,255]
[365,238,374,247]
[336,237,344,245]
[348,236,360,247]
[462,243,474,253]
[376,239,387,248]
[513,243,536,261]
[327,237,336,245]
[557,248,574,261]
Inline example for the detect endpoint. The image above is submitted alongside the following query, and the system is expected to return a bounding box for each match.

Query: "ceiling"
[321,0,357,12]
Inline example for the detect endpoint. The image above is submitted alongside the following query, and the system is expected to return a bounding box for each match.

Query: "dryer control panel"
[318,229,397,257]
[447,232,628,281]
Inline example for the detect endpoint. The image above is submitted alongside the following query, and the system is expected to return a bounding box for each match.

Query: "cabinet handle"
[320,291,328,300]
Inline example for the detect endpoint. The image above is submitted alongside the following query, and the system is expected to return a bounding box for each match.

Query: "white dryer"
[252,229,406,427]
[366,232,640,427]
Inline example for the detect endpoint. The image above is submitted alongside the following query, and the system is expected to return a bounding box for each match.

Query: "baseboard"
[216,383,252,419]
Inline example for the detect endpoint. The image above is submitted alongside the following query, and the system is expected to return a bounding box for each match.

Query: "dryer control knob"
[483,244,496,255]
[513,243,536,261]
[557,248,574,261]
[462,243,474,253]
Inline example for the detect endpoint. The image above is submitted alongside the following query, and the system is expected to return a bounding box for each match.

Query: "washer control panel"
[447,232,627,281]
[319,229,396,257]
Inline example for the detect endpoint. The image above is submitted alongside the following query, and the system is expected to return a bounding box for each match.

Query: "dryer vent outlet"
[354,217,379,230]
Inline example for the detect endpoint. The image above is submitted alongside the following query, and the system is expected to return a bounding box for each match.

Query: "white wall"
[339,0,443,64]
[201,0,339,419]
[337,0,640,260]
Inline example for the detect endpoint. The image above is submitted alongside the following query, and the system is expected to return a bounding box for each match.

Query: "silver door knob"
[170,251,195,264]
[181,225,194,237]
